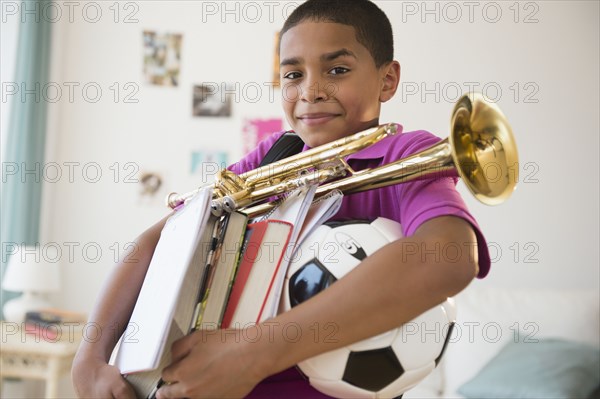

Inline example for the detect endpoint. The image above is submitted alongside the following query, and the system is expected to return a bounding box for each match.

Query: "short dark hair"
[280,0,394,67]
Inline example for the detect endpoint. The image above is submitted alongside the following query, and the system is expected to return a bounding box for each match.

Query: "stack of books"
[24,308,87,342]
[218,217,293,329]
[114,185,343,398]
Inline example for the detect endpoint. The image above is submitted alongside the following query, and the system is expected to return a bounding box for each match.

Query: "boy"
[72,0,490,397]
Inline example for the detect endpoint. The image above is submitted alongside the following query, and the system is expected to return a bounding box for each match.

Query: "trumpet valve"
[210,200,224,216]
[223,196,237,213]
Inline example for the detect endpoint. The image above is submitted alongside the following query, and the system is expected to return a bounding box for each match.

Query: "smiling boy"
[72,1,489,398]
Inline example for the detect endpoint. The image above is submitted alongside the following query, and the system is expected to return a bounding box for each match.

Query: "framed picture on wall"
[190,150,228,177]
[192,84,232,117]
[143,31,182,87]
[242,118,284,154]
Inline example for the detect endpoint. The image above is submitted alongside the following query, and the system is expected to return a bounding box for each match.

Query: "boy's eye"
[329,67,349,75]
[283,71,302,80]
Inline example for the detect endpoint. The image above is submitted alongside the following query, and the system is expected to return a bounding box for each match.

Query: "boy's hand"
[72,356,136,399]
[156,327,272,399]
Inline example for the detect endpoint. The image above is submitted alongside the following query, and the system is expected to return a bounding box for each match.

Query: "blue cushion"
[458,337,600,399]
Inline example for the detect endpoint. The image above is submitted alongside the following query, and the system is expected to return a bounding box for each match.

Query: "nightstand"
[0,322,83,398]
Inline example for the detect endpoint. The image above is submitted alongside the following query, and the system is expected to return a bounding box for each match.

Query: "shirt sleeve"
[396,131,492,278]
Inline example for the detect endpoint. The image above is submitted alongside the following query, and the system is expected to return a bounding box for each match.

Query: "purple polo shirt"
[229,126,491,398]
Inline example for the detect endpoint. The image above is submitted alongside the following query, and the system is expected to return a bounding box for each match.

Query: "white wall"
[32,1,598,309]
[379,0,599,292]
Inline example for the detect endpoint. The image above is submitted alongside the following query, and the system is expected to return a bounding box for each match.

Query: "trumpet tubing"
[166,123,400,210]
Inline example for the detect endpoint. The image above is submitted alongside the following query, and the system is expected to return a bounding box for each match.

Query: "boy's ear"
[379,61,401,103]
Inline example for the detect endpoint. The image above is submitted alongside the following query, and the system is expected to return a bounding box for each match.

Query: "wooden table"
[1,322,82,398]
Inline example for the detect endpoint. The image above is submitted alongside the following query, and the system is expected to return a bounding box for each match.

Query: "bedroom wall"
[30,1,598,315]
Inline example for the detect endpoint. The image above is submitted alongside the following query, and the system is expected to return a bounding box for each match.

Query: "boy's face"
[279,21,397,148]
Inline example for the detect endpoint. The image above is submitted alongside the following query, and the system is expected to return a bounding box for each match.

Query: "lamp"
[2,245,61,322]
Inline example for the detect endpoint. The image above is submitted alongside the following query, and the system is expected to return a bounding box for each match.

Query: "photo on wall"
[242,118,284,154]
[136,169,171,207]
[143,31,182,86]
[192,84,232,117]
[190,150,229,178]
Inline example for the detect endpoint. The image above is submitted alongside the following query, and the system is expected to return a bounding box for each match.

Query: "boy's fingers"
[112,379,137,399]
[171,329,205,361]
[161,361,181,388]
[155,382,183,399]
[170,334,196,361]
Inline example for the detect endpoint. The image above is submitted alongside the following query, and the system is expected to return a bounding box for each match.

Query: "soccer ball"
[281,218,456,398]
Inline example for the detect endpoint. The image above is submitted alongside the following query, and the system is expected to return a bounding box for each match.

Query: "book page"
[198,211,248,329]
[267,184,317,246]
[260,184,317,320]
[295,189,343,249]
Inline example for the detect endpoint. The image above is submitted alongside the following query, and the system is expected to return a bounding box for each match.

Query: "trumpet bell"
[451,93,519,206]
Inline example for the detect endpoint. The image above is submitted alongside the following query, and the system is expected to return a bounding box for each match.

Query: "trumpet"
[166,93,518,215]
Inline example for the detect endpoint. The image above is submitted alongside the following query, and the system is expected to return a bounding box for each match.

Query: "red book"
[221,220,293,328]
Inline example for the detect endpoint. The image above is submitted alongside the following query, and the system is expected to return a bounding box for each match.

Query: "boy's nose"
[300,79,331,103]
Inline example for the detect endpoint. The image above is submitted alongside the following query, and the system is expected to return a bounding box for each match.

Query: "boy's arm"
[156,215,479,398]
[72,213,172,398]
[268,215,478,368]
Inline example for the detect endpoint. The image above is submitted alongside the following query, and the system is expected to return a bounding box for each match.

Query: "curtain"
[1,1,52,319]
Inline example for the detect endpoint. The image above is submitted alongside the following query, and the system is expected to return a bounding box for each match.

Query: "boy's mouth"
[297,113,340,126]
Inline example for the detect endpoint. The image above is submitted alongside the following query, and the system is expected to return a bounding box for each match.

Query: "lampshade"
[2,246,61,293]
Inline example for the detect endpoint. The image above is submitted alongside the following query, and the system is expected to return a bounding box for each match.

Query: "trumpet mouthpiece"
[166,192,180,209]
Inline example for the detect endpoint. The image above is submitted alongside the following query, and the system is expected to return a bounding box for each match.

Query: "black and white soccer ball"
[281,218,456,398]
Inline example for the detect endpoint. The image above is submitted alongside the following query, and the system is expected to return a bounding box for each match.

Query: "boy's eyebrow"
[280,48,357,67]
[280,56,301,67]
[321,48,357,62]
